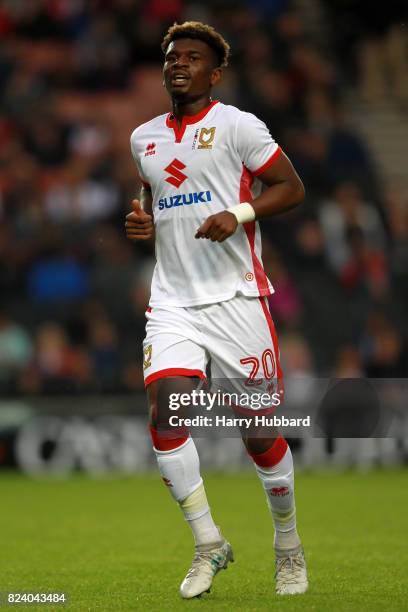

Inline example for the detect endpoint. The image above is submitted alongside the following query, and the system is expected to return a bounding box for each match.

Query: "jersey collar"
[166,100,219,143]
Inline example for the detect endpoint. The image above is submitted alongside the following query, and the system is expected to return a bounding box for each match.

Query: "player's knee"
[240,420,280,456]
[147,376,194,426]
[147,376,197,439]
[146,379,173,429]
[147,378,189,450]
[243,436,278,456]
[149,424,189,451]
[147,381,158,427]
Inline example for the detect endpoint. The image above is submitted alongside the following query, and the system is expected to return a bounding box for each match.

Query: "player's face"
[163,38,221,102]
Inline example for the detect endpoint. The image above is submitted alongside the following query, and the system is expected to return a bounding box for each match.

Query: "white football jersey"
[130,100,281,307]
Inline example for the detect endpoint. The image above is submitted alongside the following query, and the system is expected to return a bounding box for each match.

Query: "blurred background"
[0,0,407,474]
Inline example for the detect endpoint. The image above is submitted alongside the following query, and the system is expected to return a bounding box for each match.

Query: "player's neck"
[171,95,213,125]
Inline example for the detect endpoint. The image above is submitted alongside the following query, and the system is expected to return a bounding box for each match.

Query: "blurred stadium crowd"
[0,0,407,397]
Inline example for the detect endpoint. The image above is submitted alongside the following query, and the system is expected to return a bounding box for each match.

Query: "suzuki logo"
[164,158,187,188]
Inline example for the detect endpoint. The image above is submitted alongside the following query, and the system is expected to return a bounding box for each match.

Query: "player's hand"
[125,199,153,241]
[195,211,238,242]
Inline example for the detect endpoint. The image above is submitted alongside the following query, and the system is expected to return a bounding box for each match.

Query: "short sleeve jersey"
[130,100,281,307]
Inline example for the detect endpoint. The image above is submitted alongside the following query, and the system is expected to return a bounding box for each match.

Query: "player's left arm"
[195,152,304,242]
[247,151,305,218]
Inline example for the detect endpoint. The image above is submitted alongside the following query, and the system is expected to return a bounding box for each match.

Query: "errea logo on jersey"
[164,158,187,187]
[158,191,212,210]
[144,142,156,157]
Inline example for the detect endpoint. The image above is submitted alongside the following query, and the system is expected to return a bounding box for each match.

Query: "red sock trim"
[249,435,288,468]
[149,425,189,451]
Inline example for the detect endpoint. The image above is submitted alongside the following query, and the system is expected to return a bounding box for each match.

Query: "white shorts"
[143,295,282,393]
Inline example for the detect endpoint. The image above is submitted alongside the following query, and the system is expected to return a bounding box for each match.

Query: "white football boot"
[180,534,234,599]
[275,545,308,595]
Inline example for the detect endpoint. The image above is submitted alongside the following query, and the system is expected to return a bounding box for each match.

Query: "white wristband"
[227,202,256,224]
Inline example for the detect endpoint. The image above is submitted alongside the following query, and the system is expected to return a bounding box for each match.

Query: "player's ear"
[210,67,222,87]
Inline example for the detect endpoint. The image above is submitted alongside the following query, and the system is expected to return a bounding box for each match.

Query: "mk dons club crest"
[197,127,216,149]
[143,344,152,370]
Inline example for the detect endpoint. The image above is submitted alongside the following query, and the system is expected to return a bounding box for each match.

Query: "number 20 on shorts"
[240,349,276,385]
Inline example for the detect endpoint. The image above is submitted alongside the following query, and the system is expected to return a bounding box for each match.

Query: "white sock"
[154,437,220,546]
[254,446,301,550]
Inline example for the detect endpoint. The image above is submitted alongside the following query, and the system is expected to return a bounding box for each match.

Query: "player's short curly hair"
[161,21,230,68]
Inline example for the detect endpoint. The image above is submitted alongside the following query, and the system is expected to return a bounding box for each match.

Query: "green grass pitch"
[1,469,407,611]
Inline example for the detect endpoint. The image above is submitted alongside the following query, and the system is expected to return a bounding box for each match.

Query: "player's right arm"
[125,185,154,241]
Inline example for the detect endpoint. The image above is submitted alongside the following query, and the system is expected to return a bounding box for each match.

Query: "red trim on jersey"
[166,100,219,143]
[146,307,152,313]
[244,221,271,296]
[144,367,206,387]
[258,296,284,389]
[240,164,271,297]
[252,147,282,176]
[149,425,189,451]
[239,163,254,202]
[248,434,288,467]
